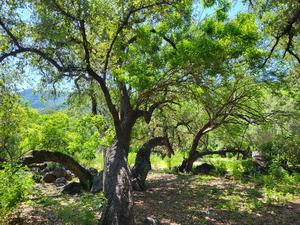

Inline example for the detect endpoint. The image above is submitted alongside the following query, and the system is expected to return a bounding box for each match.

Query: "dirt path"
[134,172,300,225]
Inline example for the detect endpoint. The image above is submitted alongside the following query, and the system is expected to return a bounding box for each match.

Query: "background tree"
[246,0,300,65]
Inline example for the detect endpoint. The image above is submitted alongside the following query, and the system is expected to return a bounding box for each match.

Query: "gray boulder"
[141,217,162,225]
[65,170,74,181]
[55,177,67,187]
[252,151,268,173]
[43,172,56,183]
[53,167,67,178]
[62,182,82,195]
[40,168,50,176]
[193,163,215,174]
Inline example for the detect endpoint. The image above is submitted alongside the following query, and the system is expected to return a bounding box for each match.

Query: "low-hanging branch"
[20,150,93,189]
[195,148,250,159]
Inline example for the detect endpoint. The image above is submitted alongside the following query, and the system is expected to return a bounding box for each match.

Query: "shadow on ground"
[134,172,300,225]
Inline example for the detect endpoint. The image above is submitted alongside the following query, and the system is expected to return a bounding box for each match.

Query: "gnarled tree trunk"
[131,136,172,191]
[20,150,93,189]
[101,140,134,225]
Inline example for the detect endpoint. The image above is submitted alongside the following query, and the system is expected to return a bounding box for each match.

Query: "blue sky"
[16,0,247,91]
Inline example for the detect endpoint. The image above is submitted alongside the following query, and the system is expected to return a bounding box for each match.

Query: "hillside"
[20,89,67,111]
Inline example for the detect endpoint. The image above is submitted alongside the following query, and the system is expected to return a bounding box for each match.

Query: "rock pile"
[40,166,74,187]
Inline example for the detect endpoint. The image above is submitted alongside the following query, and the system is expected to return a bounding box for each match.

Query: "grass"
[205,157,300,208]
[150,151,185,170]
[3,183,106,225]
[79,150,185,171]
[32,191,105,225]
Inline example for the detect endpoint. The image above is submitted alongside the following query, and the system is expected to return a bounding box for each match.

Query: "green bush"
[231,162,243,180]
[269,162,288,181]
[213,161,227,176]
[0,163,34,217]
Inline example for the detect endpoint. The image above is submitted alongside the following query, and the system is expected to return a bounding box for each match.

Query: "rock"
[43,172,56,183]
[65,170,73,181]
[90,172,103,193]
[40,168,50,176]
[30,167,40,174]
[53,167,67,178]
[193,163,215,174]
[141,217,162,225]
[252,151,268,174]
[62,182,82,195]
[55,177,67,187]
[87,168,98,176]
[30,163,48,171]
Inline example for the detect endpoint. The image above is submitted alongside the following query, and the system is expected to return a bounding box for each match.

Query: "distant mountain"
[20,89,68,111]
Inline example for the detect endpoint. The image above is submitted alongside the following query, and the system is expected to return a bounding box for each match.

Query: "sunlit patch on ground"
[134,172,300,225]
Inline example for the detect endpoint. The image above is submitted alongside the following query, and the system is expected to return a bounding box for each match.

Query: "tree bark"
[20,150,93,189]
[131,137,172,191]
[178,150,200,173]
[178,122,213,172]
[101,140,134,225]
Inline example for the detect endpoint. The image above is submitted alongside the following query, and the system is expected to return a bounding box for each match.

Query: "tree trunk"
[131,137,172,191]
[20,150,93,189]
[101,140,134,225]
[178,150,200,173]
[179,122,212,173]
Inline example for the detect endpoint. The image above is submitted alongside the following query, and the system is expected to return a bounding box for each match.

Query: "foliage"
[0,81,34,160]
[0,89,106,162]
[0,163,34,218]
[246,0,300,65]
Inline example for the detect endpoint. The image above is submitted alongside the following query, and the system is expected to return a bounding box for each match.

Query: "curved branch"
[20,150,93,189]
[131,136,172,190]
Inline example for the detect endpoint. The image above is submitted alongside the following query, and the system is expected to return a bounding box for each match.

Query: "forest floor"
[4,172,300,225]
[134,172,300,225]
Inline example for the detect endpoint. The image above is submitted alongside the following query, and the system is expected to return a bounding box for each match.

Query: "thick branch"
[131,136,172,190]
[78,18,122,136]
[88,68,122,137]
[0,18,21,48]
[0,18,79,73]
[136,100,177,123]
[20,150,93,189]
[197,148,249,158]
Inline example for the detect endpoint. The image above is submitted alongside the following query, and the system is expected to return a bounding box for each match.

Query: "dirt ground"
[134,172,300,225]
[4,172,300,225]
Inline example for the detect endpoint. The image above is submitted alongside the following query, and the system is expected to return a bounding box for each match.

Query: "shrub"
[0,163,34,217]
[213,161,227,176]
[231,162,243,180]
[269,162,288,181]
